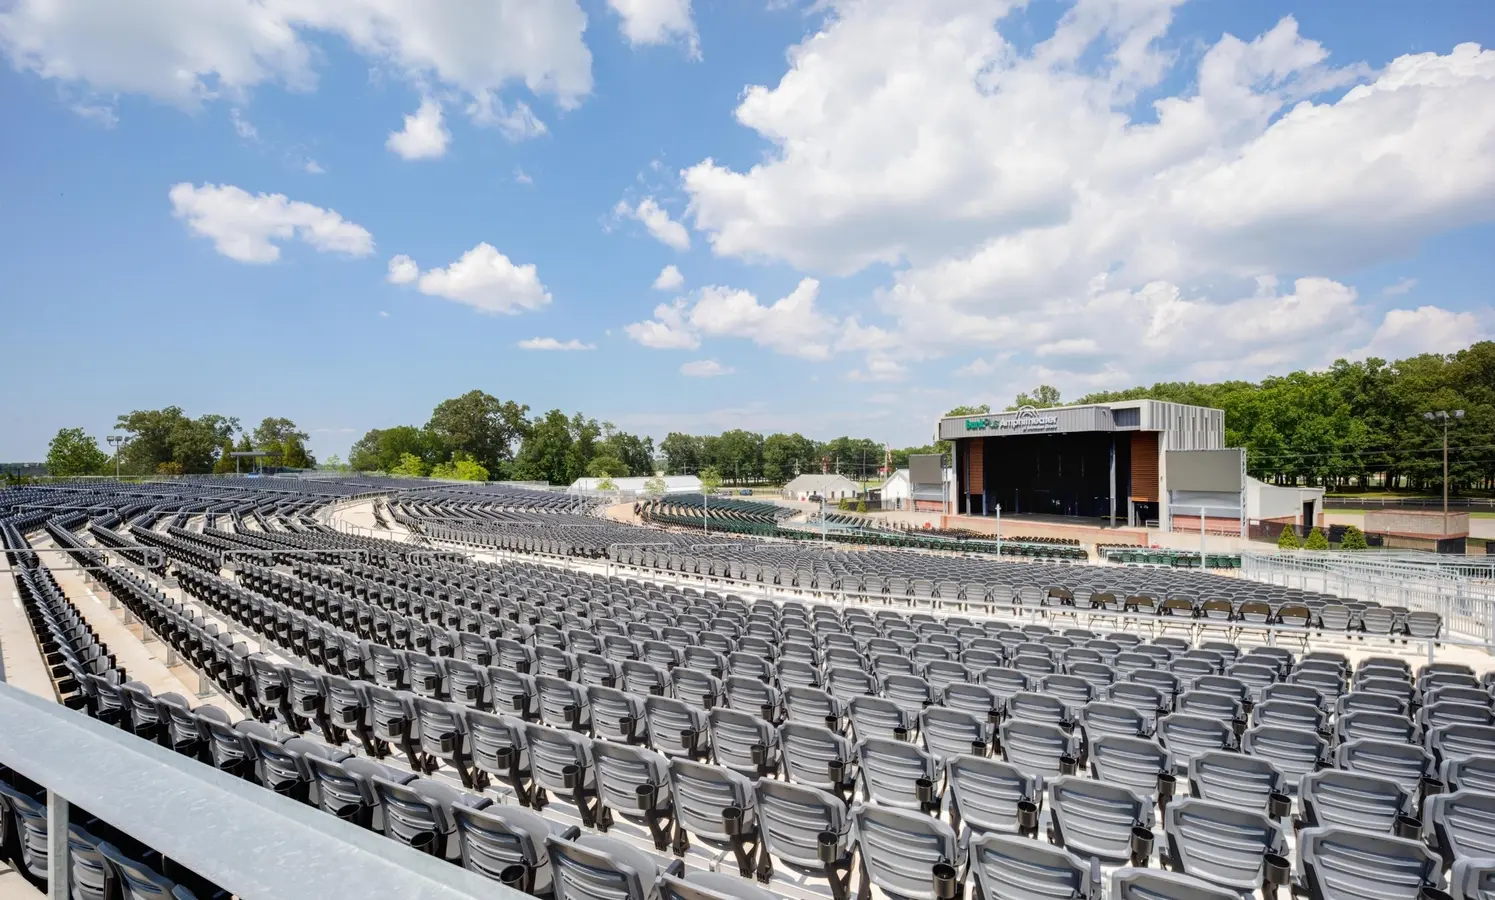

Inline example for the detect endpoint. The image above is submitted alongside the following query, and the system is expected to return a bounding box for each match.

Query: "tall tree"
[762,432,820,483]
[425,390,530,478]
[46,428,109,476]
[1010,386,1062,409]
[659,433,703,475]
[114,407,237,475]
[513,410,574,484]
[348,425,433,473]
[281,433,314,469]
[212,439,236,475]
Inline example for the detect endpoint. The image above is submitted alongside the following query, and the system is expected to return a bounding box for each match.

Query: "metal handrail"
[0,683,516,900]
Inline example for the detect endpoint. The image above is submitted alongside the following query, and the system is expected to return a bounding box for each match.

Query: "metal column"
[1108,436,1117,528]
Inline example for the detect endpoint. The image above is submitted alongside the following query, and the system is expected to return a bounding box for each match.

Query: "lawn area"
[1328,508,1495,519]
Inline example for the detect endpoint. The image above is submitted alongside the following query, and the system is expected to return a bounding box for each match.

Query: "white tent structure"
[569,475,701,496]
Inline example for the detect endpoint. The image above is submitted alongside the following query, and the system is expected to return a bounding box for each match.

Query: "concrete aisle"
[0,568,58,701]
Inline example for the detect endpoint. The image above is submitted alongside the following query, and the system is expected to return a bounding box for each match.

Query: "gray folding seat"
[1082,701,1149,740]
[1299,769,1411,835]
[1291,669,1344,706]
[1047,776,1153,864]
[967,832,1092,900]
[944,683,1002,722]
[1131,670,1182,712]
[1450,858,1495,900]
[466,709,531,804]
[1002,719,1078,781]
[1176,692,1245,734]
[884,673,937,713]
[710,707,779,778]
[645,695,711,761]
[536,646,577,681]
[1188,751,1284,814]
[526,723,600,827]
[1427,686,1492,709]
[577,651,624,690]
[1014,654,1059,679]
[414,697,475,785]
[1115,652,1159,677]
[1242,725,1326,794]
[776,659,822,690]
[922,707,992,761]
[671,667,722,711]
[779,721,858,798]
[984,669,1033,706]
[1253,699,1327,734]
[1424,703,1495,734]
[858,737,944,813]
[624,660,672,698]
[589,686,650,747]
[1008,691,1073,729]
[1158,714,1235,773]
[850,695,917,743]
[925,660,974,692]
[852,804,966,900]
[1090,735,1171,805]
[592,742,675,851]
[445,658,492,710]
[366,644,409,691]
[547,833,682,900]
[407,652,450,701]
[724,675,782,724]
[1162,798,1288,895]
[1340,711,1417,746]
[827,666,878,702]
[683,645,727,677]
[1263,681,1325,711]
[754,779,854,900]
[1359,676,1417,709]
[669,758,760,877]
[1298,827,1441,900]
[1227,663,1279,706]
[247,733,348,802]
[1444,755,1495,795]
[1110,682,1168,733]
[1043,675,1097,718]
[660,872,779,900]
[1337,739,1436,805]
[372,775,491,861]
[494,636,536,674]
[784,686,844,733]
[368,685,423,765]
[536,675,590,732]
[1428,790,1495,865]
[1111,867,1240,900]
[454,803,576,896]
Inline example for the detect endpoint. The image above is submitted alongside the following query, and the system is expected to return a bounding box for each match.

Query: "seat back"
[1187,751,1280,812]
[1299,827,1439,900]
[968,832,1091,900]
[1164,798,1283,892]
[670,758,755,844]
[852,804,962,900]
[1089,735,1168,799]
[755,779,849,870]
[857,738,939,811]
[1048,775,1150,864]
[947,756,1038,836]
[1300,769,1409,834]
[547,834,657,900]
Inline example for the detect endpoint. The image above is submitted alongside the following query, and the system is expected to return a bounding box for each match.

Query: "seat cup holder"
[761,704,776,722]
[1265,791,1292,821]
[894,726,910,742]
[494,747,514,769]
[601,676,616,688]
[636,783,658,811]
[331,803,361,822]
[970,740,987,757]
[932,862,959,900]
[825,715,840,731]
[562,764,580,790]
[464,684,479,701]
[681,729,699,752]
[1060,755,1078,776]
[1157,773,1176,810]
[563,704,579,726]
[817,831,839,865]
[437,732,456,753]
[1263,853,1290,887]
[340,707,361,725]
[987,709,1003,728]
[410,830,441,857]
[387,718,407,736]
[828,759,845,784]
[1421,776,1444,802]
[722,805,744,836]
[499,863,531,891]
[1396,815,1422,840]
[1017,800,1039,834]
[916,776,936,805]
[1129,826,1154,867]
[750,743,767,767]
[620,715,637,740]
[1232,717,1246,739]
[1420,888,1455,900]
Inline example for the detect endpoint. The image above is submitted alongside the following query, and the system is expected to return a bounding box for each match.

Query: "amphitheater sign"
[964,406,1060,434]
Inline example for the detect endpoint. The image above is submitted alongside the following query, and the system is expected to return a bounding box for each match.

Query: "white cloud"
[386,98,450,160]
[513,167,533,185]
[390,243,552,315]
[168,182,374,263]
[628,278,837,359]
[467,93,548,140]
[1357,306,1488,360]
[607,0,698,57]
[519,337,595,351]
[625,300,700,349]
[846,354,907,382]
[680,359,733,377]
[679,4,1495,385]
[304,159,326,174]
[0,0,593,118]
[615,197,690,250]
[1382,277,1418,296]
[386,254,419,284]
[378,310,390,317]
[229,107,258,140]
[652,264,684,291]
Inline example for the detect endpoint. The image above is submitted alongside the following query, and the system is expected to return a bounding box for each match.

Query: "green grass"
[1328,508,1495,519]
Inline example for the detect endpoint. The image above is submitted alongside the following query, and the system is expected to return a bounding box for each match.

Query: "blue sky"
[2,0,1493,462]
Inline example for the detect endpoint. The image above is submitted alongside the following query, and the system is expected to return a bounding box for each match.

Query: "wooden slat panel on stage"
[1130,431,1159,501]
[967,438,984,493]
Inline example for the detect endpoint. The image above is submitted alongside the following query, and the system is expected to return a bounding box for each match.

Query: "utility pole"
[1423,410,1465,539]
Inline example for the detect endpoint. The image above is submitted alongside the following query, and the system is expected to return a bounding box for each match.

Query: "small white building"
[570,475,702,496]
[880,467,954,510]
[782,474,861,502]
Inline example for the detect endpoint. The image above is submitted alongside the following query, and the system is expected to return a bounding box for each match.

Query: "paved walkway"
[0,566,57,701]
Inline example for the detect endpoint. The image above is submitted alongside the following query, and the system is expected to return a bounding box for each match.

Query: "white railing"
[0,683,517,900]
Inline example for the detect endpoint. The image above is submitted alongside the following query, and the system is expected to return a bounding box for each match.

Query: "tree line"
[45,410,316,477]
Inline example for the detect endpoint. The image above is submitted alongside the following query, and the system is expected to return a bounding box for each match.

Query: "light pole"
[106,435,126,480]
[1423,410,1465,537]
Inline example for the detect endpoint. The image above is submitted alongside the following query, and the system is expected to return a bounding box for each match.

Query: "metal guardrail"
[0,683,517,900]
[1325,497,1495,511]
